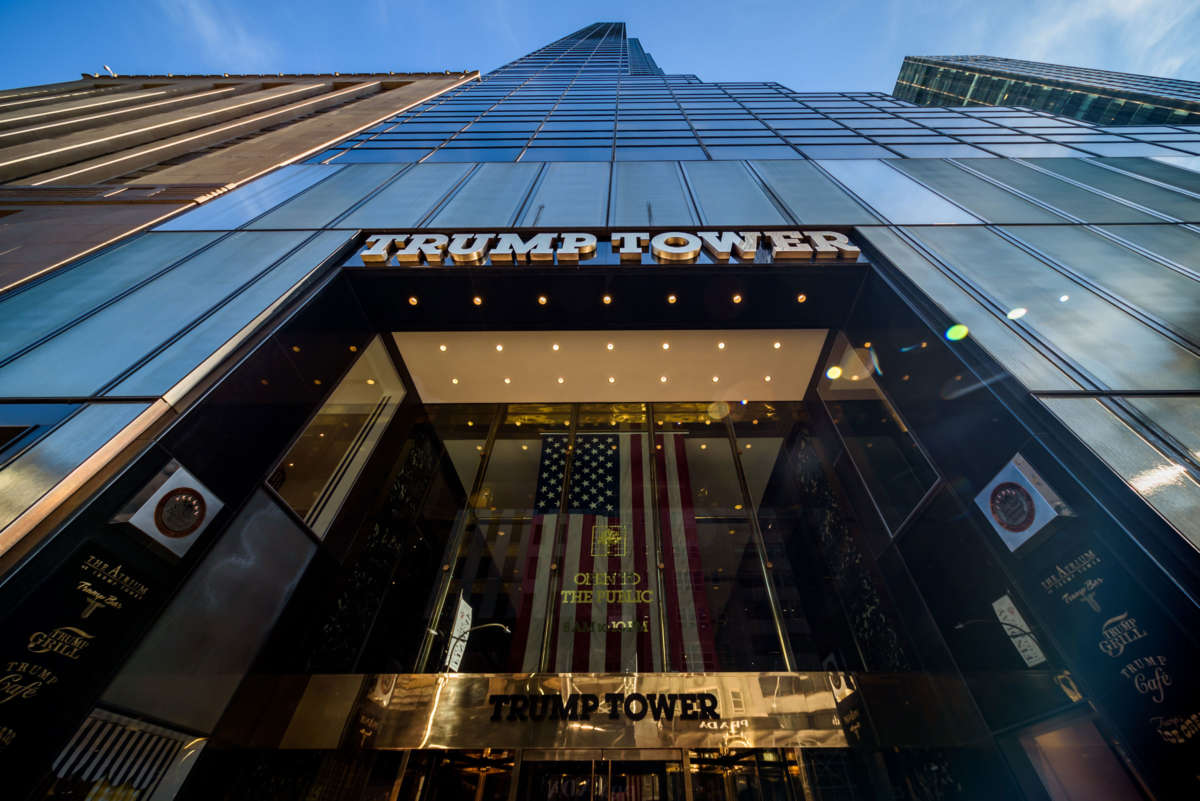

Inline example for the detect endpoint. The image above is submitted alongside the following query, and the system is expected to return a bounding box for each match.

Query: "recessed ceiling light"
[537,295,548,305]
[476,445,482,451]
[773,341,781,349]
[496,344,503,351]
[473,296,483,306]
[606,342,614,350]
[504,377,511,384]
[366,379,376,385]
[662,342,670,350]
[348,345,357,352]
[764,375,772,382]
[521,444,528,450]
[667,294,677,304]
[700,443,707,450]
[712,376,719,382]
[863,341,872,348]
[717,342,725,350]
[608,376,615,383]
[660,375,668,383]
[602,294,612,305]
[439,344,447,352]
[825,366,842,380]
[451,377,459,384]
[796,293,807,303]
[552,343,559,351]
[732,294,742,304]
[744,443,752,449]
[408,296,419,306]
[467,420,474,426]
[557,377,565,384]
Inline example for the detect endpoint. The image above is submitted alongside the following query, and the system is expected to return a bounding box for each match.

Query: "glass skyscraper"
[894,54,1200,125]
[1,21,1199,801]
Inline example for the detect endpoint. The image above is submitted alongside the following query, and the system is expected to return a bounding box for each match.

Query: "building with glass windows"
[894,55,1200,125]
[2,21,1200,801]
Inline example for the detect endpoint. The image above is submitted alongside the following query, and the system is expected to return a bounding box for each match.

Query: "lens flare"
[945,324,969,341]
[825,365,843,380]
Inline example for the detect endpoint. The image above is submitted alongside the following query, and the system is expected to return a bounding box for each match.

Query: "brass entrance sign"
[279,672,849,751]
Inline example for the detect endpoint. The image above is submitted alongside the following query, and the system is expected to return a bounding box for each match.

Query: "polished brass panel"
[280,672,848,751]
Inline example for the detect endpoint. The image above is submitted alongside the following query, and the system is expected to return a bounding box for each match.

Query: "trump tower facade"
[2,21,1200,801]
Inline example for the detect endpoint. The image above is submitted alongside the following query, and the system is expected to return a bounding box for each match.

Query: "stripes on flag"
[49,708,200,799]
[453,428,720,673]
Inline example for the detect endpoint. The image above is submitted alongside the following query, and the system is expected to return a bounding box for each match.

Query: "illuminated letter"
[765,231,812,260]
[611,232,649,261]
[650,232,702,262]
[360,235,401,264]
[394,234,448,264]
[557,232,598,262]
[490,232,556,263]
[804,230,860,259]
[447,232,494,263]
[697,231,759,261]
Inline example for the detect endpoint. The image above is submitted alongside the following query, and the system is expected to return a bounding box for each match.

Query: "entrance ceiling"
[392,329,827,404]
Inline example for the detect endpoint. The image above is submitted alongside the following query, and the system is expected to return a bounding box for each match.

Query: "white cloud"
[156,0,281,72]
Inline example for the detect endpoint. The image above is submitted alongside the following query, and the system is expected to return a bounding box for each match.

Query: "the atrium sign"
[358,229,860,265]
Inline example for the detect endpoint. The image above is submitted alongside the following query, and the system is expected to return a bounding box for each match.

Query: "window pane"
[429,163,541,227]
[907,225,1200,391]
[156,166,339,231]
[819,159,980,224]
[518,162,610,227]
[889,159,1063,224]
[338,163,473,229]
[247,165,407,229]
[610,161,699,227]
[682,161,788,226]
[1028,158,1200,221]
[962,159,1159,223]
[0,232,220,362]
[750,159,878,224]
[0,232,310,397]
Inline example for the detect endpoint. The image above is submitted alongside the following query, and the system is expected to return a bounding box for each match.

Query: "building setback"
[894,54,1200,124]
[0,21,1199,801]
[0,71,476,291]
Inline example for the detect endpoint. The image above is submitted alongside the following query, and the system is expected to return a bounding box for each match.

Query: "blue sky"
[0,0,1197,92]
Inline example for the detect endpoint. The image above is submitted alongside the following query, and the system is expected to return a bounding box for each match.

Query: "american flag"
[505,431,716,672]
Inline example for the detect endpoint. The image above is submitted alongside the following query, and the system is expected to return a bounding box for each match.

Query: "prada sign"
[358,229,860,266]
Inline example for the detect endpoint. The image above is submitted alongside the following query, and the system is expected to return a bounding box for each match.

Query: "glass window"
[889,144,994,158]
[751,159,879,224]
[518,162,611,227]
[614,146,708,160]
[964,159,1161,223]
[323,147,431,164]
[337,163,473,230]
[981,143,1084,157]
[424,147,522,162]
[156,166,340,231]
[1040,398,1200,551]
[246,165,407,229]
[0,231,309,397]
[1001,225,1200,344]
[796,144,896,159]
[819,159,980,224]
[1096,157,1200,194]
[1028,158,1200,221]
[681,161,788,226]
[704,145,797,159]
[906,225,1200,391]
[519,146,612,161]
[429,162,541,227]
[1094,224,1200,273]
[888,159,1063,224]
[109,231,353,398]
[1076,142,1183,158]
[0,403,147,532]
[817,335,938,532]
[272,336,406,537]
[0,232,220,362]
[610,161,699,227]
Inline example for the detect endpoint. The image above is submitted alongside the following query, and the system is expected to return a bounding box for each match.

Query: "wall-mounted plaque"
[975,454,1069,552]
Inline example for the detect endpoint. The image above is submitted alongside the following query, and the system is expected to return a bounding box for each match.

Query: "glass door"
[516,750,685,801]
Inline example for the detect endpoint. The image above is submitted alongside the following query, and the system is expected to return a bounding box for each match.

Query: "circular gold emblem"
[154,487,206,538]
[989,481,1035,533]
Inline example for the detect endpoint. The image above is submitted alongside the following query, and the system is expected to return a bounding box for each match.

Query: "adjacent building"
[0,71,476,291]
[894,54,1200,125]
[1,21,1199,801]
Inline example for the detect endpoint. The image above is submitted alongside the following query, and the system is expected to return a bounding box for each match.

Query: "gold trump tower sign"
[358,229,861,265]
